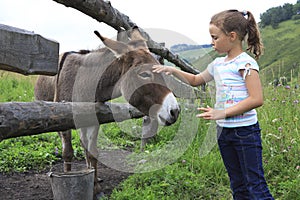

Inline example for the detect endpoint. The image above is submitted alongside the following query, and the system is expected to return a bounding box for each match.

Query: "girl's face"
[209,24,233,54]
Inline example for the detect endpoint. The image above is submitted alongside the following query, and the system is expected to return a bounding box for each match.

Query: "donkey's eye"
[139,71,152,79]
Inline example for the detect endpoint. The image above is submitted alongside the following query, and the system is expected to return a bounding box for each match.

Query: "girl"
[153,10,274,200]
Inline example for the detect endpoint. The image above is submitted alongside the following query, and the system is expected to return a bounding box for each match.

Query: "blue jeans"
[217,122,274,200]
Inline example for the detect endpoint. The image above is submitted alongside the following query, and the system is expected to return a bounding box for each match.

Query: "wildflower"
[55,147,59,156]
[278,127,283,132]
[293,100,299,104]
[285,85,291,89]
[138,159,147,164]
[296,166,300,170]
[272,118,278,123]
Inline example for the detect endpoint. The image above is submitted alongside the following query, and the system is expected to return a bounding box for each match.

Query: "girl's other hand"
[196,106,226,120]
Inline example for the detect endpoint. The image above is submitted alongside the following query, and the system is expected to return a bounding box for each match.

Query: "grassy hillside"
[259,19,300,84]
[179,18,300,85]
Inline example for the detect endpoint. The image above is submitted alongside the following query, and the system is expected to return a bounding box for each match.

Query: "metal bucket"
[48,168,95,200]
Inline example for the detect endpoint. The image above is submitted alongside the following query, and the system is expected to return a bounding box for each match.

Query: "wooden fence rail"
[0,101,144,141]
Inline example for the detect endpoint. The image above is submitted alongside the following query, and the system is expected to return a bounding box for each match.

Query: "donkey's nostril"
[170,108,180,120]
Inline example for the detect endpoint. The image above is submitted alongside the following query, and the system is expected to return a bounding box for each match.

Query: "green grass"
[258,86,300,199]
[0,130,85,173]
[0,133,61,172]
[0,71,36,102]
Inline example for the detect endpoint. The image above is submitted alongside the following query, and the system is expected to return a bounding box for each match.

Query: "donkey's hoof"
[94,192,105,200]
[94,182,102,197]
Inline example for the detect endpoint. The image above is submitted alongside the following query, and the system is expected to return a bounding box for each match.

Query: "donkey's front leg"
[59,130,74,172]
[141,116,158,151]
[80,125,101,195]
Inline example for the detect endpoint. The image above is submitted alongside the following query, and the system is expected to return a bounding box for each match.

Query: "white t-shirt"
[207,52,259,128]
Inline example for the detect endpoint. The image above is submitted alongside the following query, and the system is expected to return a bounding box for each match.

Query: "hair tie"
[242,10,248,16]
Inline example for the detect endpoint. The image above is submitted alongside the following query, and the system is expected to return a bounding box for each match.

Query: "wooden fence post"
[0,24,59,75]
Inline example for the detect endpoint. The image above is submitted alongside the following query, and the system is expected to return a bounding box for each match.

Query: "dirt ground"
[0,159,131,200]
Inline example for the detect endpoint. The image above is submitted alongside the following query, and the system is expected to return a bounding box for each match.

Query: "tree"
[260,2,299,28]
[282,3,294,20]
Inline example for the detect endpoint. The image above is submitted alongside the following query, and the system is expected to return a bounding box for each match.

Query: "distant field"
[172,47,212,64]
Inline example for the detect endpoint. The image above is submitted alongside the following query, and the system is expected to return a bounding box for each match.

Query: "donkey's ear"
[128,27,149,50]
[130,26,146,41]
[94,31,131,56]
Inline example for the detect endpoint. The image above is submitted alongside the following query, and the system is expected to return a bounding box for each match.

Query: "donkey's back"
[35,51,92,102]
[34,75,55,101]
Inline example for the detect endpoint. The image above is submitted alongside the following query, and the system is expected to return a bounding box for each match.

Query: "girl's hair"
[210,10,264,59]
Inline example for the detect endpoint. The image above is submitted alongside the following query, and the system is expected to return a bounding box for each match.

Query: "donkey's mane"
[78,49,91,54]
[78,48,107,54]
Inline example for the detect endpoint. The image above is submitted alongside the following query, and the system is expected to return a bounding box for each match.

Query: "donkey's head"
[94,27,180,126]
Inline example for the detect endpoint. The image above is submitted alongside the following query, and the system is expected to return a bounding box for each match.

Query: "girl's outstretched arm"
[152,65,212,87]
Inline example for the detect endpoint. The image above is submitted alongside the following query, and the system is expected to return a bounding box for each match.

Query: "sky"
[0,0,297,53]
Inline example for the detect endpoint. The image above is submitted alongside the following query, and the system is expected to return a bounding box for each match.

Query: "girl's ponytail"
[245,11,264,59]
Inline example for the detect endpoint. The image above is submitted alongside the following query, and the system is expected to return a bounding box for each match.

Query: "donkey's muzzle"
[165,107,180,126]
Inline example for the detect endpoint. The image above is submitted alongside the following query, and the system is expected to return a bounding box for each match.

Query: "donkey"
[34,27,180,194]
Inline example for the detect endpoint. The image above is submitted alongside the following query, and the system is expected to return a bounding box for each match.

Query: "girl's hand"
[196,106,226,120]
[152,65,173,75]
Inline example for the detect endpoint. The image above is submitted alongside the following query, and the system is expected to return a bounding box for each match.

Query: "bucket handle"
[47,172,54,177]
